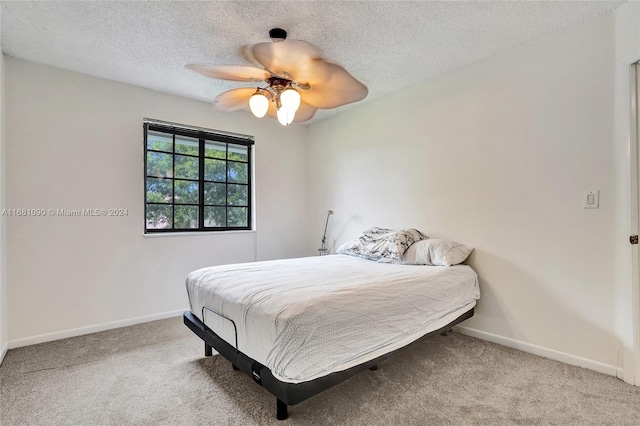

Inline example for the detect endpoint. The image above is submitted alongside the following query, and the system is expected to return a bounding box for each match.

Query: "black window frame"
[144,121,254,233]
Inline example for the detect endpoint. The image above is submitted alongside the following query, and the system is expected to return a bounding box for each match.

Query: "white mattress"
[186,254,480,383]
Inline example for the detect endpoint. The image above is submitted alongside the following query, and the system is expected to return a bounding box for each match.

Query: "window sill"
[142,229,256,238]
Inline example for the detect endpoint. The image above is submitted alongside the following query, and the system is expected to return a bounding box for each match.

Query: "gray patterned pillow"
[337,227,428,262]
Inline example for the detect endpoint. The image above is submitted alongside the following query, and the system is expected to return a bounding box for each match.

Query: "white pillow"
[402,239,473,266]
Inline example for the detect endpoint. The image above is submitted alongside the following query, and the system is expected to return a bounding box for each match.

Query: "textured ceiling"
[1,1,626,124]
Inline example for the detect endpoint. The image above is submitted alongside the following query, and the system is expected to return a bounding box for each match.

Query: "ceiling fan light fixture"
[249,91,269,118]
[280,88,301,113]
[277,107,295,126]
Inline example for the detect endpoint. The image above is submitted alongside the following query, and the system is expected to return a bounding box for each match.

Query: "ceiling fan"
[186,28,368,126]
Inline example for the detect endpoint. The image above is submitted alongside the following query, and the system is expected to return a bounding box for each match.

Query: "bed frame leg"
[204,342,213,357]
[277,398,288,420]
[369,365,378,371]
[232,364,239,371]
[440,329,452,337]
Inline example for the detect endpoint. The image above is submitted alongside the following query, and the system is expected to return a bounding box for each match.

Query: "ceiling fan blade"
[185,64,269,82]
[300,63,368,109]
[293,102,318,122]
[252,40,330,85]
[266,100,317,123]
[241,45,263,68]
[213,88,256,112]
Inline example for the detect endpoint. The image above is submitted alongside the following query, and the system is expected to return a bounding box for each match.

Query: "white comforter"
[186,254,480,383]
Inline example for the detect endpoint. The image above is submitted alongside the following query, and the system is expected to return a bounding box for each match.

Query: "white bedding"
[186,254,480,383]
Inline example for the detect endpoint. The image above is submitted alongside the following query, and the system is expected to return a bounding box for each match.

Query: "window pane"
[144,124,253,233]
[175,155,198,180]
[227,184,248,206]
[204,207,226,227]
[146,204,172,229]
[175,136,199,156]
[205,159,226,182]
[146,178,173,203]
[228,144,248,162]
[146,152,173,178]
[174,206,198,229]
[205,141,226,159]
[227,207,248,227]
[227,162,248,184]
[205,182,226,205]
[174,180,199,204]
[147,131,172,153]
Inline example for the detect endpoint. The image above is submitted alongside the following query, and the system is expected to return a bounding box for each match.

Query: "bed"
[184,254,480,420]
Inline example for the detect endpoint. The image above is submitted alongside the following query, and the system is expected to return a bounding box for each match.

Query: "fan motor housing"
[267,76,292,91]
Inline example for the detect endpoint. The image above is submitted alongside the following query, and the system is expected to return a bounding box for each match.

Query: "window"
[144,120,253,233]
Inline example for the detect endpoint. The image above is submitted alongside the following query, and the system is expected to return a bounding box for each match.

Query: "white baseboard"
[7,308,186,350]
[0,342,7,365]
[616,367,625,382]
[455,325,617,377]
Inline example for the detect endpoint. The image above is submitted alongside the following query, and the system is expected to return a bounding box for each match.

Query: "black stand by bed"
[183,307,474,420]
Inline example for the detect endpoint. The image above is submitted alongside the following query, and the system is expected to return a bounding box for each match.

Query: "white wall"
[5,58,308,344]
[307,11,620,371]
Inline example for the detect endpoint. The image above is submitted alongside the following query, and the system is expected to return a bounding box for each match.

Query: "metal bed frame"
[183,306,474,420]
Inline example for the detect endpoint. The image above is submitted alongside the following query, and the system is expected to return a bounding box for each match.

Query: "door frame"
[632,62,640,386]
[626,58,640,386]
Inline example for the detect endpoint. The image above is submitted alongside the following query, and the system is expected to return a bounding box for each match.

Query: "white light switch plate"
[583,190,599,209]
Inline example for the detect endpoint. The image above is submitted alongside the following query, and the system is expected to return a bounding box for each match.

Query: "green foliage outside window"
[144,124,252,232]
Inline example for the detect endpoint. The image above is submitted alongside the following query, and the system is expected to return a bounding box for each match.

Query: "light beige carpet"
[1,317,639,425]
